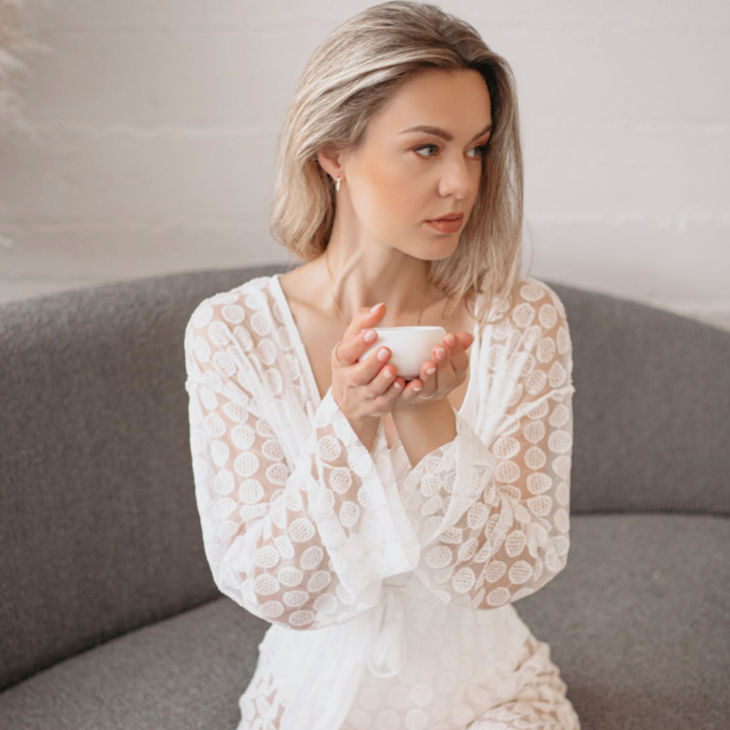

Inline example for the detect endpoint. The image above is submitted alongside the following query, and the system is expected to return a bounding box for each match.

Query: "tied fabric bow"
[367,580,410,678]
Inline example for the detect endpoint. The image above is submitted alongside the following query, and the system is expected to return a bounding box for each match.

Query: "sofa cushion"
[0,597,264,730]
[0,514,726,730]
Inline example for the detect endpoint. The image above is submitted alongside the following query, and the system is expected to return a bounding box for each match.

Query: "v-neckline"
[270,272,480,450]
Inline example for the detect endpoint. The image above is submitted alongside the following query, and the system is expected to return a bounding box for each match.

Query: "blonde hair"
[270,1,527,329]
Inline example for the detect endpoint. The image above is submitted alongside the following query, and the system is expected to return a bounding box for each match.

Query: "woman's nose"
[438,158,476,199]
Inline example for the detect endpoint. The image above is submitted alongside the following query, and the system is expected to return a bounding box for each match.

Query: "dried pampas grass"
[0,0,52,136]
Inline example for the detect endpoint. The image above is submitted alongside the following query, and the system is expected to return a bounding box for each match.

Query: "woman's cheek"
[361,152,417,221]
[384,163,418,211]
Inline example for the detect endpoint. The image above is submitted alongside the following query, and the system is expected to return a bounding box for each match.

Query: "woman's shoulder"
[184,275,289,392]
[506,275,574,366]
[183,277,286,376]
[187,275,278,329]
[487,275,569,331]
[517,276,568,317]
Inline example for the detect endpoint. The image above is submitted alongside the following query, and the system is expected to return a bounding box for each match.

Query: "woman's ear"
[316,144,344,182]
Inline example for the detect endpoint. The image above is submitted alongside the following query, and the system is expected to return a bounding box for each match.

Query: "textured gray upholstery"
[1,263,728,729]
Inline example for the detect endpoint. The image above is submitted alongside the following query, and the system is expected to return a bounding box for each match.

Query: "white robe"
[184,273,580,730]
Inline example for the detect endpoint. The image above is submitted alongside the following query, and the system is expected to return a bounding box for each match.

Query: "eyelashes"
[471,144,490,158]
[414,143,489,159]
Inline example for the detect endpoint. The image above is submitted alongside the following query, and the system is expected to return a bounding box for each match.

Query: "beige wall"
[1,0,728,331]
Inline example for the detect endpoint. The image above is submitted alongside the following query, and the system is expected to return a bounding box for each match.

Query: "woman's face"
[338,68,492,261]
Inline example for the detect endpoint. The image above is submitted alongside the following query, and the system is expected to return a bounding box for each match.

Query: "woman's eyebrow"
[398,122,493,142]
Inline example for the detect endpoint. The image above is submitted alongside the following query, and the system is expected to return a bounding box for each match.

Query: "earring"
[336,176,341,192]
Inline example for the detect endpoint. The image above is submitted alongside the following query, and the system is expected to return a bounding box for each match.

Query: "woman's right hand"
[330,303,407,422]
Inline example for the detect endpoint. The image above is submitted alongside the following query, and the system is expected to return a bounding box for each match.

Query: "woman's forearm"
[392,398,456,469]
[348,414,381,454]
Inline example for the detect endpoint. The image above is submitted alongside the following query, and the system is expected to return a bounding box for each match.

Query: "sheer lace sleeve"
[183,289,421,631]
[401,279,576,609]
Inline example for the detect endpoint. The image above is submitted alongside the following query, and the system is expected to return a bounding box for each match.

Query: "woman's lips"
[425,216,463,233]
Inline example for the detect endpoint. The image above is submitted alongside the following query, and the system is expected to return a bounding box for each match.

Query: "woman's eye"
[467,144,489,158]
[414,144,439,157]
[414,144,489,159]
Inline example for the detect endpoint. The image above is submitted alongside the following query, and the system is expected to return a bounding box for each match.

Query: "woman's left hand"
[392,331,475,409]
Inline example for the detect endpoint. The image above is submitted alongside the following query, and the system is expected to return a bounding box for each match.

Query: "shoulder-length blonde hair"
[270,1,527,329]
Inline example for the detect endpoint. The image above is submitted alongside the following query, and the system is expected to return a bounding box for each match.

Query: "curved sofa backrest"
[551,280,729,517]
[0,264,727,690]
[0,264,282,691]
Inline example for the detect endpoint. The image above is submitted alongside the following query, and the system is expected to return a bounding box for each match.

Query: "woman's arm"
[393,280,576,609]
[395,397,457,469]
[184,293,421,631]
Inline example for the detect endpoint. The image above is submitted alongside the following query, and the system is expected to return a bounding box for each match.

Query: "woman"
[184,2,580,729]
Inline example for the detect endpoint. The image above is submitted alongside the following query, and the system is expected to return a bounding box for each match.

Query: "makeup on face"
[424,215,464,234]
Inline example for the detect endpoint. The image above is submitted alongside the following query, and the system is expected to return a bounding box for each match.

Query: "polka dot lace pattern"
[237,631,581,730]
[184,276,580,730]
[395,279,576,611]
[184,278,422,631]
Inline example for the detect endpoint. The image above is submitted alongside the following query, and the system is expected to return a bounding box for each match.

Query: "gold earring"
[336,176,341,192]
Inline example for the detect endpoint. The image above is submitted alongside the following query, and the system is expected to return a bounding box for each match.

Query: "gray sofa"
[1,263,728,730]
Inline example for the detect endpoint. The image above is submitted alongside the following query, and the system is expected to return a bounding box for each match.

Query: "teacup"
[358,326,447,380]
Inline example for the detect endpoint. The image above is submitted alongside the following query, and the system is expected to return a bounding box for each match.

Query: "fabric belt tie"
[367,583,409,678]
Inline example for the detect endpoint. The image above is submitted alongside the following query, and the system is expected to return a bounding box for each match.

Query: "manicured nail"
[394,382,402,389]
[426,367,436,375]
[370,302,384,313]
[377,348,389,361]
[444,334,456,346]
[364,329,377,342]
[435,347,446,359]
[413,386,422,392]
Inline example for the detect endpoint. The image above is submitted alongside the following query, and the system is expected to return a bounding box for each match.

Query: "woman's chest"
[286,311,474,452]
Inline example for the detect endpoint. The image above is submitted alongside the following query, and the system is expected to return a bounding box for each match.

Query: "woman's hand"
[330,303,408,422]
[392,330,475,410]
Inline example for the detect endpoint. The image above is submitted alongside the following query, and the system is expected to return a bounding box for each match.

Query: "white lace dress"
[183,272,581,730]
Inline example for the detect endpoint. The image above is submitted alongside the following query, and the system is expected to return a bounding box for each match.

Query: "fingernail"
[370,302,384,313]
[436,347,445,359]
[444,334,456,346]
[364,329,377,342]
[426,367,436,375]
[377,348,389,361]
[413,386,422,392]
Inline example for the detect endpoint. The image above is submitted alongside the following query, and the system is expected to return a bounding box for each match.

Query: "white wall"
[1,0,728,331]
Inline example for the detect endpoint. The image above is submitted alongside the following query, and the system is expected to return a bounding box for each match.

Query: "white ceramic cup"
[358,326,447,380]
